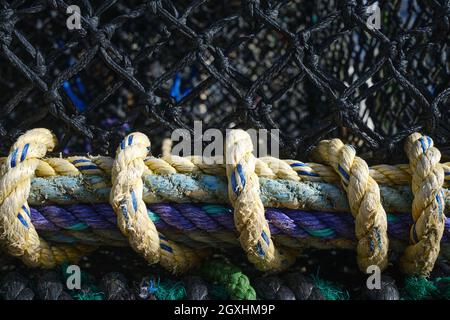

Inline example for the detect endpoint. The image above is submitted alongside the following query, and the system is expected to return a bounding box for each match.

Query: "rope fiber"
[0,0,449,293]
[0,128,448,278]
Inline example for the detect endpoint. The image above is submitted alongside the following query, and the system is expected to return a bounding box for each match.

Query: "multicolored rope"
[0,128,448,277]
[27,203,450,257]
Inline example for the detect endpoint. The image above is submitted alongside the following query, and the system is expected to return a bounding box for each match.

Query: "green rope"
[402,276,450,300]
[154,279,186,300]
[200,258,256,300]
[311,274,349,300]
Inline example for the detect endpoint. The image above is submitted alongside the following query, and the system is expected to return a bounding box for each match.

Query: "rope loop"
[313,138,389,272]
[0,128,90,267]
[400,133,446,276]
[109,132,203,274]
[225,129,295,271]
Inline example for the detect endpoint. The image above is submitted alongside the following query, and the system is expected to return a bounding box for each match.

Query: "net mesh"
[1,0,449,164]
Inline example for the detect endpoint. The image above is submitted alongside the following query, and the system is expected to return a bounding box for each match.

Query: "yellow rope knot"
[0,128,91,267]
[400,133,446,276]
[225,129,295,272]
[313,138,389,272]
[109,132,204,274]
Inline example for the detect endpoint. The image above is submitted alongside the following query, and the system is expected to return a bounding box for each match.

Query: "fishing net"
[0,0,449,300]
[1,0,449,161]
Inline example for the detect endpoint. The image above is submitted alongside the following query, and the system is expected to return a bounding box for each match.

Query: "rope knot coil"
[313,138,389,272]
[0,128,91,267]
[400,133,446,276]
[225,129,295,272]
[110,132,203,274]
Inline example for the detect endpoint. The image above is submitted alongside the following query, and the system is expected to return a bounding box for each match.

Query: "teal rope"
[153,279,186,300]
[310,274,349,300]
[29,173,420,214]
[401,276,450,300]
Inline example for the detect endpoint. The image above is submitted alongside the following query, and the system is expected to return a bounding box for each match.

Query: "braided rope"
[400,133,446,276]
[314,139,389,272]
[109,132,203,274]
[225,130,295,271]
[0,129,91,267]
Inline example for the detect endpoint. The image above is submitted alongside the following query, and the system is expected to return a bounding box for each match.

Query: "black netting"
[1,0,449,164]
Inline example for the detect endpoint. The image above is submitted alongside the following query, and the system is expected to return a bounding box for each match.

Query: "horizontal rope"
[2,131,449,273]
[30,203,450,258]
[2,0,449,277]
[4,156,450,187]
[28,174,443,214]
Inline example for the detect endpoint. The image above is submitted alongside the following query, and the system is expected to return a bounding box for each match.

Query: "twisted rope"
[0,128,91,267]
[29,203,450,254]
[23,172,450,215]
[3,155,447,185]
[1,128,449,275]
[109,133,203,273]
[400,133,446,276]
[4,155,450,187]
[225,130,295,271]
[313,139,389,272]
[110,133,160,264]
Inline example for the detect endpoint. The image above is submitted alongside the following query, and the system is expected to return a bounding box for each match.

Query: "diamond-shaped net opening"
[0,0,449,164]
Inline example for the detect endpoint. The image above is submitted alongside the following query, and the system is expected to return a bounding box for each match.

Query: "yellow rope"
[225,130,295,271]
[400,133,446,276]
[0,128,92,267]
[109,132,204,274]
[0,128,446,276]
[313,139,389,272]
[3,153,450,188]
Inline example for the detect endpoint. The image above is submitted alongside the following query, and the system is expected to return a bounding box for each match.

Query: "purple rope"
[30,203,450,245]
[266,208,309,238]
[174,203,223,232]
